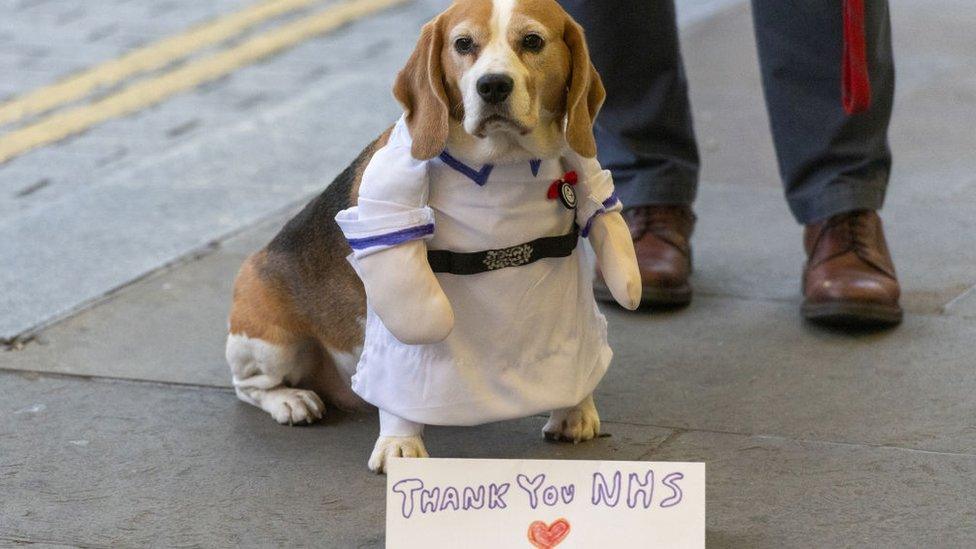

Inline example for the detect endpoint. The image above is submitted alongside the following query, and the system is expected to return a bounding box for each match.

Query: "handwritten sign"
[386,458,705,548]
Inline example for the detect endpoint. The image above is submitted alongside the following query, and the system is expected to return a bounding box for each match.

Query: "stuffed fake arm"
[564,151,641,310]
[335,142,453,344]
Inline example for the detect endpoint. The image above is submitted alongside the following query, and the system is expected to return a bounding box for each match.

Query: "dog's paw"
[543,396,601,443]
[262,388,325,425]
[368,436,429,474]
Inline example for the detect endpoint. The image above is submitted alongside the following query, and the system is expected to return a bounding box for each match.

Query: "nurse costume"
[335,117,621,431]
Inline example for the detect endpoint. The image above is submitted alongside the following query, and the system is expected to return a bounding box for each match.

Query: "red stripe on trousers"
[842,0,871,114]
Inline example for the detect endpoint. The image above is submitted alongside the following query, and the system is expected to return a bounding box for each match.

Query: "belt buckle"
[482,243,534,271]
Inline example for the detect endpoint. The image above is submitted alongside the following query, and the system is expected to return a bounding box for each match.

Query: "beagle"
[226,0,640,473]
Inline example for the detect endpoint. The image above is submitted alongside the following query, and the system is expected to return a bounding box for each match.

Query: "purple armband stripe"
[581,214,599,238]
[345,224,434,250]
[581,194,620,238]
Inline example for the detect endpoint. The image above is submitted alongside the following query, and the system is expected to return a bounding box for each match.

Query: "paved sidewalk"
[2,0,976,547]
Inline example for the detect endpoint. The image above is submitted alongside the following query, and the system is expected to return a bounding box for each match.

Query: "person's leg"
[561,0,700,307]
[752,0,901,326]
[751,0,894,224]
[560,0,700,207]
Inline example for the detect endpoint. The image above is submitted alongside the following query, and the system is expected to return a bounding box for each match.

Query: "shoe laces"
[626,205,694,239]
[823,209,872,254]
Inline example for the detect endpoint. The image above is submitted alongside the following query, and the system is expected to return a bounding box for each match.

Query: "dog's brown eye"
[522,33,544,52]
[454,37,474,55]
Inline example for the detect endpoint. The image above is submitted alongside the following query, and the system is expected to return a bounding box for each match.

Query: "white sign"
[386,458,705,548]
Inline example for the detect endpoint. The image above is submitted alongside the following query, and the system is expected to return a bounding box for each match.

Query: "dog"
[226,0,640,473]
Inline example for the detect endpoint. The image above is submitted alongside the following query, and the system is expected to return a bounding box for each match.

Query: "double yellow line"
[0,0,408,164]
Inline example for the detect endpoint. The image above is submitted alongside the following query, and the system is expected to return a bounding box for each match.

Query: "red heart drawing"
[527,518,571,549]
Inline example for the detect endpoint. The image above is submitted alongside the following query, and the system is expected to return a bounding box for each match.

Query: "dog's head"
[393,0,605,162]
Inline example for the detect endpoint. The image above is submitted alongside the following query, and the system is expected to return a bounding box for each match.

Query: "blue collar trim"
[529,158,542,177]
[439,151,494,186]
[439,151,545,186]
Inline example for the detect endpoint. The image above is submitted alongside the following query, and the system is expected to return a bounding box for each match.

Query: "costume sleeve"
[569,154,623,238]
[334,142,434,259]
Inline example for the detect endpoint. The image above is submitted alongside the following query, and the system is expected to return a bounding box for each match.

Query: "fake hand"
[355,240,454,344]
[588,212,641,310]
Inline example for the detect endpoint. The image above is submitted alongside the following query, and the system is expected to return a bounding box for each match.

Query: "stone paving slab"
[4,371,974,547]
[1,213,287,387]
[0,371,673,548]
[599,299,976,456]
[944,286,976,319]
[675,0,744,28]
[645,430,976,548]
[680,2,780,190]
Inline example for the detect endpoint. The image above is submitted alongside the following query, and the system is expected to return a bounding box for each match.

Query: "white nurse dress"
[335,117,621,428]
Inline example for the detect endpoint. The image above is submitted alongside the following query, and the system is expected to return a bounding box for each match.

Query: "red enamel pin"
[547,171,578,210]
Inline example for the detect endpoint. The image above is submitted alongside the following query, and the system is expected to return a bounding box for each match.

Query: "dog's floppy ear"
[394,17,449,160]
[563,18,606,158]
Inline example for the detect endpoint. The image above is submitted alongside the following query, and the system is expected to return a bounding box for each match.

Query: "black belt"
[427,227,579,275]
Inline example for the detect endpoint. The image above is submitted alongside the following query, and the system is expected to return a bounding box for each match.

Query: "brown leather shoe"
[594,205,695,306]
[802,209,903,326]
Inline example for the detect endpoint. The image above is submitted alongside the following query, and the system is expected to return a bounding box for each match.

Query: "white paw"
[368,436,429,474]
[543,396,601,443]
[262,388,325,425]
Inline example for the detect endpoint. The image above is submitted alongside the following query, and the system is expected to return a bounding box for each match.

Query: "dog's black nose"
[477,74,514,104]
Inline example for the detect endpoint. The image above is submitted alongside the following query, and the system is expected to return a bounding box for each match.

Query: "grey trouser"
[559,0,895,224]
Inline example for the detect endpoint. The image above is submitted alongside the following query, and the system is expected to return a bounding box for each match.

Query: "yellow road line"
[0,0,408,165]
[0,0,321,128]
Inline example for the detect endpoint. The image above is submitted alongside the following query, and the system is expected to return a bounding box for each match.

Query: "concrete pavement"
[2,0,976,547]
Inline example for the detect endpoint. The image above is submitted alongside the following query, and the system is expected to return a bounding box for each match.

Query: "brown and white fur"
[227,0,613,472]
